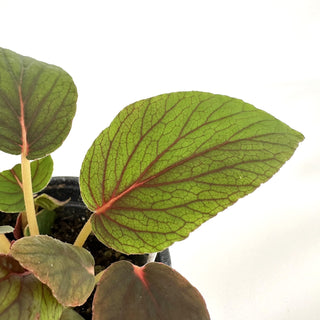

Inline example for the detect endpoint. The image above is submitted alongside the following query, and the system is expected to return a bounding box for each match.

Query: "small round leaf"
[0,155,53,212]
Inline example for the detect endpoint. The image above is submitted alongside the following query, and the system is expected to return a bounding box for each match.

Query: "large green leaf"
[93,261,210,320]
[0,254,63,320]
[10,235,95,307]
[0,47,77,159]
[0,155,53,212]
[80,91,304,254]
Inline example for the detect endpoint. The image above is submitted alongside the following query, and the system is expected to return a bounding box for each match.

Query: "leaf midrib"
[96,101,289,215]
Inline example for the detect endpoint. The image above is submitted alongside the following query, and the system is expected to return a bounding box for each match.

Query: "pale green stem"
[74,218,92,247]
[0,234,11,254]
[21,154,39,236]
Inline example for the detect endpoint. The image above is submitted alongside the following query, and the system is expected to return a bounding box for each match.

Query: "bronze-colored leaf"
[93,260,210,320]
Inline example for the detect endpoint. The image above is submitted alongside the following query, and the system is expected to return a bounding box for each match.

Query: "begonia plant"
[0,47,304,319]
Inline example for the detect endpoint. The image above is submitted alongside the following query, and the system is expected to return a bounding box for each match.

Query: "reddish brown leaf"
[93,260,210,320]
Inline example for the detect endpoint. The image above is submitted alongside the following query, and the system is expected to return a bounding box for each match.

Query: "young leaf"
[0,225,14,234]
[0,47,77,159]
[80,91,304,254]
[0,155,53,212]
[24,209,56,236]
[10,235,95,307]
[93,260,210,320]
[0,254,63,320]
[34,193,70,211]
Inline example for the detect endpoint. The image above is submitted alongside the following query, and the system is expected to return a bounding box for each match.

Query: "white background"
[1,0,319,319]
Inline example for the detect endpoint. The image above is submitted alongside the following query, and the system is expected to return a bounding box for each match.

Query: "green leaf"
[0,155,53,212]
[24,209,56,236]
[34,193,70,211]
[0,225,14,234]
[0,254,63,320]
[10,235,95,307]
[0,47,77,160]
[80,92,304,254]
[93,261,210,320]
